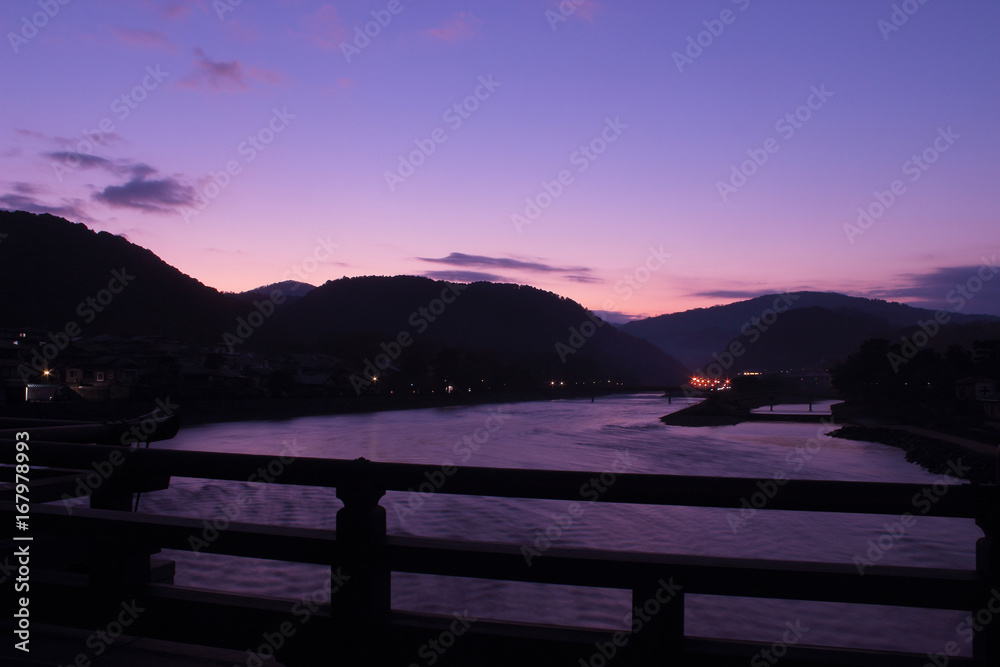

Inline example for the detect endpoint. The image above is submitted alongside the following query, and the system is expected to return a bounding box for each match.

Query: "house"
[955,377,997,401]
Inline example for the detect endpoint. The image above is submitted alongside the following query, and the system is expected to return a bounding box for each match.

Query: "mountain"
[236,280,314,303]
[0,210,244,341]
[257,276,689,387]
[622,291,1000,372]
[0,211,687,387]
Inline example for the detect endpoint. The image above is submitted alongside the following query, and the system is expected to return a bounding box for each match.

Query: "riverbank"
[828,426,996,484]
[660,393,997,482]
[0,388,615,427]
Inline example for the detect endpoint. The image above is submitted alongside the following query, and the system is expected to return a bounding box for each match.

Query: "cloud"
[153,0,201,21]
[321,77,353,96]
[45,151,118,172]
[565,274,604,284]
[16,128,47,140]
[11,182,40,195]
[689,289,777,300]
[93,164,197,214]
[423,12,482,41]
[113,27,176,52]
[419,252,589,274]
[178,48,283,92]
[303,5,348,50]
[423,270,504,283]
[0,193,90,221]
[866,263,1000,316]
[554,0,599,22]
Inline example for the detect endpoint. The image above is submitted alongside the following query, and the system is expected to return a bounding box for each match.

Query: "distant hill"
[236,280,314,303]
[622,291,1000,372]
[257,276,689,387]
[0,210,244,341]
[0,211,687,387]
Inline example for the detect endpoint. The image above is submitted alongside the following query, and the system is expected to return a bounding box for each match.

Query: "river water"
[136,393,979,656]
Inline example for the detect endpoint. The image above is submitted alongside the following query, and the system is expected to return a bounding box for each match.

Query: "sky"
[2,0,999,321]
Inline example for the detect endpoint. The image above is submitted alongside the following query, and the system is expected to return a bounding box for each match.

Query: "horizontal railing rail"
[1,438,997,667]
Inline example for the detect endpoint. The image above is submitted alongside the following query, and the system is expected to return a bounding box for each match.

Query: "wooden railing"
[2,439,999,666]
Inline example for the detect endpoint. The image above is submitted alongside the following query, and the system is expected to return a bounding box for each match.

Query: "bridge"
[2,432,999,666]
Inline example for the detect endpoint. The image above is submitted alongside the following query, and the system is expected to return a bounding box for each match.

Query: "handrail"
[1,440,991,517]
[2,438,998,666]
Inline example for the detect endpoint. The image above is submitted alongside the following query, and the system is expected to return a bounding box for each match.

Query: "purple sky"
[2,0,999,320]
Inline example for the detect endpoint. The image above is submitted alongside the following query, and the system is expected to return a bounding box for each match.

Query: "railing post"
[628,577,684,664]
[335,458,389,660]
[974,456,1000,667]
[87,468,154,616]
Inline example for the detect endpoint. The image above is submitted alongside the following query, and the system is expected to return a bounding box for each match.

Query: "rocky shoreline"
[827,426,996,484]
[661,394,997,483]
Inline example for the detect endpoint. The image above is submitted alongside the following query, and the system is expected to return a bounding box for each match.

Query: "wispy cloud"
[423,12,482,42]
[555,0,600,23]
[689,289,777,300]
[45,151,119,172]
[303,4,348,50]
[152,0,201,22]
[0,193,90,221]
[113,27,176,52]
[15,128,47,140]
[93,163,197,214]
[178,48,283,92]
[865,263,1000,315]
[419,252,590,274]
[11,182,40,195]
[565,274,604,284]
[422,270,504,283]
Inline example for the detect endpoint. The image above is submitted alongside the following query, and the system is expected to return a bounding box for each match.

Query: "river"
[133,393,979,656]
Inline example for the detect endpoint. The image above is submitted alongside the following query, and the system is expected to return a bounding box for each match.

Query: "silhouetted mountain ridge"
[622,291,1000,372]
[0,211,687,387]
